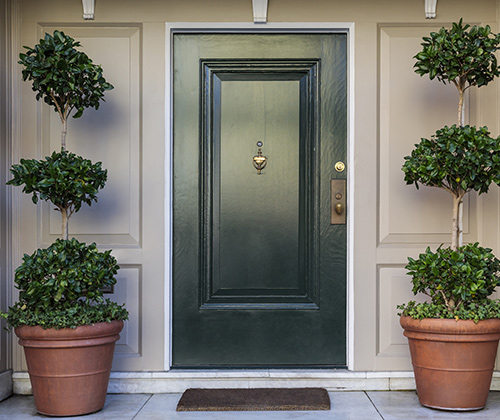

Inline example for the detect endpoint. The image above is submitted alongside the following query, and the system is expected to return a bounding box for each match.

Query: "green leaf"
[73,108,84,119]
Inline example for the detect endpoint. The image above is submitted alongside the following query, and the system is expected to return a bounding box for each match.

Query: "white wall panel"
[377,266,412,358]
[41,26,141,247]
[111,266,141,366]
[375,265,428,370]
[378,26,476,246]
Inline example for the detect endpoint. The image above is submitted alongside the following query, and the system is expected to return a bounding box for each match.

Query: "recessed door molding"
[200,58,321,311]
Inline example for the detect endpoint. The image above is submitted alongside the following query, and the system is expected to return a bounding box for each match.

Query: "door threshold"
[170,365,348,370]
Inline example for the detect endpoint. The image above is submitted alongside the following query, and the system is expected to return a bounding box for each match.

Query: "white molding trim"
[252,0,268,23]
[165,22,355,372]
[13,371,416,394]
[8,0,22,374]
[425,0,437,19]
[82,0,95,20]
[0,0,15,388]
[164,22,173,374]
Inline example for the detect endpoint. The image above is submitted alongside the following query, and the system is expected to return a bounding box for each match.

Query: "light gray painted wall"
[6,0,500,379]
[0,0,13,401]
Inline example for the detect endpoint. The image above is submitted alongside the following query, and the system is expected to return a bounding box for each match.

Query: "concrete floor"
[1,392,500,419]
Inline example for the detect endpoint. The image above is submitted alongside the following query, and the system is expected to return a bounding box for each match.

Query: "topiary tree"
[399,20,500,319]
[1,30,128,330]
[403,19,500,251]
[10,30,113,240]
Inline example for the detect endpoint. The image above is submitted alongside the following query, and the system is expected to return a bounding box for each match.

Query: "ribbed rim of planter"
[15,320,123,341]
[400,316,500,338]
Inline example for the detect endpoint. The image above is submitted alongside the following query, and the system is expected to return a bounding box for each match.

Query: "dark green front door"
[173,33,347,367]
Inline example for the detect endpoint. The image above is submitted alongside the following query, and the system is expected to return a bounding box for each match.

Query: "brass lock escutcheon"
[331,179,346,225]
[335,161,345,172]
[253,141,268,175]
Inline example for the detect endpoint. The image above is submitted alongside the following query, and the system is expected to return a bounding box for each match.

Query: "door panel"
[173,34,347,367]
[219,78,300,295]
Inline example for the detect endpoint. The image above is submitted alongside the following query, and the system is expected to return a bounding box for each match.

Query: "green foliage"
[18,30,113,120]
[414,19,500,89]
[402,125,500,195]
[398,300,500,323]
[7,150,107,213]
[15,239,118,309]
[1,300,128,330]
[403,243,500,317]
[1,238,128,329]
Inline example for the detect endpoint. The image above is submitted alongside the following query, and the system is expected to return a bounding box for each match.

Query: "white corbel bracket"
[82,0,95,20]
[425,0,437,19]
[253,0,268,23]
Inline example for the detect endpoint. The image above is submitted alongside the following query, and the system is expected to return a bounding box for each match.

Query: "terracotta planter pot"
[15,320,123,417]
[400,316,500,411]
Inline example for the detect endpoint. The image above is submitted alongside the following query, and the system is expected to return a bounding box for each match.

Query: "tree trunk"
[62,207,69,240]
[458,88,464,127]
[451,194,461,251]
[61,118,67,151]
[458,198,463,247]
[456,84,464,248]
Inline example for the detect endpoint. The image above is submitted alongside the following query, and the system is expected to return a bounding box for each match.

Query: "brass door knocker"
[253,141,267,175]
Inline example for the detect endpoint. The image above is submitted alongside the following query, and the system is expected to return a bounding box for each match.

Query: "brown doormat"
[176,387,331,412]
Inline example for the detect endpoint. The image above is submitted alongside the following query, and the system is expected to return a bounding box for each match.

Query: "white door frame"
[165,22,355,371]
